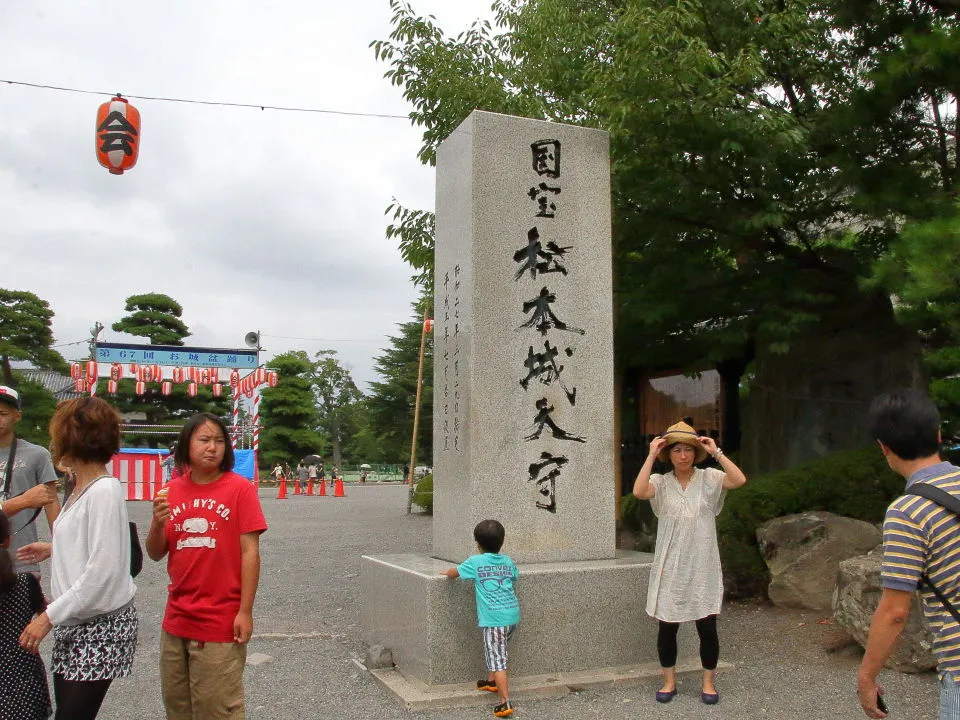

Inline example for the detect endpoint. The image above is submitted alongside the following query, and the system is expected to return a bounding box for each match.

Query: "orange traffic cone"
[333,477,345,497]
[307,478,314,496]
[294,478,301,495]
[277,477,288,499]
[318,479,327,496]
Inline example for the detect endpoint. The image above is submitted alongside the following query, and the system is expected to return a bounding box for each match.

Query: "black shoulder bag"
[2,436,43,535]
[907,481,960,626]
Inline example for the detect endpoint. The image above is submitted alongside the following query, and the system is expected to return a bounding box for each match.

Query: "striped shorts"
[482,625,516,672]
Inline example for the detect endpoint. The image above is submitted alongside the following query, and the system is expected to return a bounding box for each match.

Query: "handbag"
[128,522,143,577]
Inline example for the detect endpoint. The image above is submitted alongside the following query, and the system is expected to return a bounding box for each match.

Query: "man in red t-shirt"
[147,413,267,720]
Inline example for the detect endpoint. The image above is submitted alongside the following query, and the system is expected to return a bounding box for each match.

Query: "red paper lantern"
[110,364,122,382]
[255,368,267,385]
[424,319,434,332]
[210,368,220,384]
[152,364,162,381]
[200,369,211,386]
[135,381,145,395]
[129,363,139,374]
[188,383,197,398]
[85,360,98,382]
[74,378,86,392]
[96,95,141,175]
[107,380,118,394]
[162,381,172,396]
[267,371,279,388]
[230,370,240,389]
[212,383,222,398]
[172,367,184,383]
[70,363,83,380]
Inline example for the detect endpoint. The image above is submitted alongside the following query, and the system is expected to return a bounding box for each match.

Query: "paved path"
[41,485,938,719]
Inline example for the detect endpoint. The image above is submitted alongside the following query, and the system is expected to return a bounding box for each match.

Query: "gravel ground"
[36,484,939,719]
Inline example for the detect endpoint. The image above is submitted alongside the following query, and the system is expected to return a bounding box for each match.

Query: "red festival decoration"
[172,367,184,383]
[267,371,279,388]
[74,378,87,393]
[107,380,118,394]
[110,364,122,382]
[162,381,172,396]
[255,368,267,385]
[187,383,197,398]
[212,383,222,398]
[96,95,141,175]
[424,319,434,333]
[70,363,83,380]
[135,381,146,395]
[230,370,240,389]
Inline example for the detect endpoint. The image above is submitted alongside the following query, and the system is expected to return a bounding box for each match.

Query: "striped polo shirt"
[882,461,960,676]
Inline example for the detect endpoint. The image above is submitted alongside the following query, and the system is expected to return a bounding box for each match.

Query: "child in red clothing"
[147,413,267,720]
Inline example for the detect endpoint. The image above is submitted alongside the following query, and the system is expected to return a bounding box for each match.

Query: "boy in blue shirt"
[444,519,520,718]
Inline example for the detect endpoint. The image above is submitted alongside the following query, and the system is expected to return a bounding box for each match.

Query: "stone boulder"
[756,511,881,610]
[833,552,936,672]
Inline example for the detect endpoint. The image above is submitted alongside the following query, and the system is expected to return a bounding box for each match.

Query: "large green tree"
[258,351,325,469]
[366,312,433,465]
[10,372,58,447]
[0,289,67,385]
[112,293,191,346]
[311,350,364,469]
[374,0,958,472]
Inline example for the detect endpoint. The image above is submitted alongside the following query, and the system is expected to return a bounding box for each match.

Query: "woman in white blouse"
[18,397,137,720]
[633,421,746,706]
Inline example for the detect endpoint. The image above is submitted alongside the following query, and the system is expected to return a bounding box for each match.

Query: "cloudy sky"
[0,1,494,390]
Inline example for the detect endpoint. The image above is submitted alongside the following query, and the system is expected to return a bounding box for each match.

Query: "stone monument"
[362,111,655,689]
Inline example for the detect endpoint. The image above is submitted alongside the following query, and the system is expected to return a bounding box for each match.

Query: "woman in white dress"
[633,421,747,705]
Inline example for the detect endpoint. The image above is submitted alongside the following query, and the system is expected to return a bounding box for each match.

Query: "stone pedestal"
[361,552,656,686]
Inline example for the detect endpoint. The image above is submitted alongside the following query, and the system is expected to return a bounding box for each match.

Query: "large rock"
[757,511,881,610]
[833,552,936,672]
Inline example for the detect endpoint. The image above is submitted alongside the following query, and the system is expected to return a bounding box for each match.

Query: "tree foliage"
[311,350,364,468]
[0,289,67,385]
[112,293,191,346]
[373,0,958,375]
[258,351,325,469]
[366,311,433,464]
[10,372,58,448]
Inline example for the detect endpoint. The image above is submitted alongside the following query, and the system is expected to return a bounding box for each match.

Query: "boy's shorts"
[482,625,516,672]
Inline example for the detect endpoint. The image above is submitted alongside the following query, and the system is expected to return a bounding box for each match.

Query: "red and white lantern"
[129,363,139,374]
[162,381,172,396]
[255,368,267,385]
[85,360,98,382]
[424,319,434,333]
[135,381,146,395]
[230,370,240,389]
[110,363,122,381]
[152,364,162,382]
[212,382,222,398]
[172,367,184,383]
[188,383,197,398]
[74,378,86,392]
[70,363,83,380]
[267,371,279,388]
[210,368,220,384]
[200,369,211,386]
[107,380,118,394]
[96,95,141,175]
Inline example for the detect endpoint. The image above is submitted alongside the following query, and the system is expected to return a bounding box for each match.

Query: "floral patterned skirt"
[52,604,138,681]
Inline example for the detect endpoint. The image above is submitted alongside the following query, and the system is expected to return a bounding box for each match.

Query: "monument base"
[361,551,656,686]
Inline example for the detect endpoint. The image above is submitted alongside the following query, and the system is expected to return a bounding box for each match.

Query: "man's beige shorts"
[160,630,246,720]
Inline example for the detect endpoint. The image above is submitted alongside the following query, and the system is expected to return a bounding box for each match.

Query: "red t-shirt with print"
[161,470,267,642]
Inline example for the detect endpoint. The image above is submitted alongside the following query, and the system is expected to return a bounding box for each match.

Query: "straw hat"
[657,421,707,463]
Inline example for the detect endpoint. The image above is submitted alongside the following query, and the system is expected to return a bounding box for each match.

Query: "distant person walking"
[633,421,747,705]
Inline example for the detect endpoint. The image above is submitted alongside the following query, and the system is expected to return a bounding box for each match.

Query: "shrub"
[718,446,903,598]
[412,474,433,514]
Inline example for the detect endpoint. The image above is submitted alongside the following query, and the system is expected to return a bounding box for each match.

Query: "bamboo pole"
[406,311,430,514]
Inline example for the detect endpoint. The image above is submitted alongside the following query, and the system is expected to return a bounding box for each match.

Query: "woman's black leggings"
[657,615,719,670]
[53,676,113,720]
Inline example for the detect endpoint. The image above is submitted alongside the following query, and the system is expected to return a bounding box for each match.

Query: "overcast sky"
[0,1,494,390]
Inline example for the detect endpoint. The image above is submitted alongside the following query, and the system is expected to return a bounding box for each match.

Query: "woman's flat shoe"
[655,689,678,703]
[701,692,720,705]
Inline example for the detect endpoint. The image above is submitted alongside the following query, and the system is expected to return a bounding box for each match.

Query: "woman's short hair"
[49,397,121,464]
[174,413,235,472]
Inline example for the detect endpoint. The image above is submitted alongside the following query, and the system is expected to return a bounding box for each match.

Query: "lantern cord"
[0,79,409,120]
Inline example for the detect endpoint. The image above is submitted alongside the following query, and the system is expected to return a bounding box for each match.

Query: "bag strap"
[3,435,18,498]
[908,473,960,625]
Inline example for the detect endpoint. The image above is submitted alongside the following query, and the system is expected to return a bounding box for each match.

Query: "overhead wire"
[0,79,410,120]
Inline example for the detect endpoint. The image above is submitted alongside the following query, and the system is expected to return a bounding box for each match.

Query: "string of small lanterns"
[70,361,278,398]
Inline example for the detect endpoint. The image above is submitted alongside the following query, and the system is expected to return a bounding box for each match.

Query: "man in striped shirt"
[858,388,960,719]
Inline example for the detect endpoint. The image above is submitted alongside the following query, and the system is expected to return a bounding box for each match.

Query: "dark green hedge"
[718,446,903,597]
[412,474,434,514]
